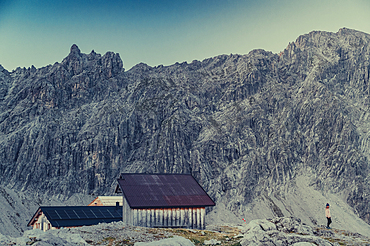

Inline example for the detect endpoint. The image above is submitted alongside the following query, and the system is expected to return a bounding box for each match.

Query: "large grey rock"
[0,229,88,246]
[134,236,194,246]
[0,28,370,235]
[271,217,313,235]
[240,218,333,246]
[204,238,221,245]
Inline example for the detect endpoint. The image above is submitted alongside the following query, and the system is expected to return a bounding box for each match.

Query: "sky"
[0,0,370,71]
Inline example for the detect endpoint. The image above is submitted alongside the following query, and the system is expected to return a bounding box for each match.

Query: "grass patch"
[100,237,116,246]
[26,237,41,245]
[322,237,346,245]
[117,239,134,246]
[160,226,242,246]
[85,226,243,246]
[104,237,116,240]
[191,238,202,244]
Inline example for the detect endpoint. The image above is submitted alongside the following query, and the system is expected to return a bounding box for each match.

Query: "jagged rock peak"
[0,64,7,73]
[337,27,368,35]
[69,44,81,55]
[128,62,152,73]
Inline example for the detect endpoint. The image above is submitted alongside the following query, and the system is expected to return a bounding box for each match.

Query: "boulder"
[134,236,194,246]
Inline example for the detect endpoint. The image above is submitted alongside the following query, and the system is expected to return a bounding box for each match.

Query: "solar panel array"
[43,207,119,220]
[117,173,215,208]
[38,206,122,228]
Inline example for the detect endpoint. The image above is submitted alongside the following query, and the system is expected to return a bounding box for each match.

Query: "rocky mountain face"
[1,28,370,235]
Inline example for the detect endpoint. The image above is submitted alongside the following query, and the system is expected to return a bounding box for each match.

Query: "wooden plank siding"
[122,194,131,225]
[31,212,56,231]
[124,203,205,229]
[88,196,123,206]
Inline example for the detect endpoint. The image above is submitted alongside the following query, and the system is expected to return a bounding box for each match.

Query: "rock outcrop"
[0,28,370,235]
[240,217,370,246]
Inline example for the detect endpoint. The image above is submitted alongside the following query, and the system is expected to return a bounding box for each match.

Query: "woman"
[325,203,332,229]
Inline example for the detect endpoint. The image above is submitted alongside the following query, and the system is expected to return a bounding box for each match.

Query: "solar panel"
[106,209,114,217]
[65,209,79,219]
[99,209,108,218]
[54,210,65,219]
[72,210,80,218]
[89,209,98,218]
[29,206,123,228]
[53,220,61,227]
[82,209,94,218]
[113,210,121,216]
[75,209,88,219]
[100,210,112,218]
[45,210,61,220]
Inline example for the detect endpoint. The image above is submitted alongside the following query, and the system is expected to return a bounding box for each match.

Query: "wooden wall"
[122,195,131,225]
[88,197,103,206]
[32,212,55,231]
[122,199,206,229]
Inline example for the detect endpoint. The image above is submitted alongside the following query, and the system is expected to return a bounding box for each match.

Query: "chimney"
[116,201,119,209]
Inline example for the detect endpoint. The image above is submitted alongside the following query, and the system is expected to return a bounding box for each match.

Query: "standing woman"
[325,203,332,229]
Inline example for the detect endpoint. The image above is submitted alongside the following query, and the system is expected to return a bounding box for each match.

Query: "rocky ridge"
[0,28,370,236]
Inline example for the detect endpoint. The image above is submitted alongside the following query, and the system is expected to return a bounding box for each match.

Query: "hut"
[115,173,215,229]
[88,196,123,206]
[27,205,122,231]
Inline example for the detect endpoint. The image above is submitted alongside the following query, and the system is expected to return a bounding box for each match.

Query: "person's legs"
[327,218,332,228]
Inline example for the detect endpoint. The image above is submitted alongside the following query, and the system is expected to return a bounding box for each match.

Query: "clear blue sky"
[0,0,370,71]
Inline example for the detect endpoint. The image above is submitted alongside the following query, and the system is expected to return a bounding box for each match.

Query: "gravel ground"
[70,222,176,245]
[1,218,370,245]
[67,221,243,245]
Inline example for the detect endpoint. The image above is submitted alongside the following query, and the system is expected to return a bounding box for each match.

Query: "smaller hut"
[27,206,122,231]
[115,173,215,229]
[88,196,123,206]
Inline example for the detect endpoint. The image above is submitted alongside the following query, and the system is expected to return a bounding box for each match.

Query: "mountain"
[1,27,370,236]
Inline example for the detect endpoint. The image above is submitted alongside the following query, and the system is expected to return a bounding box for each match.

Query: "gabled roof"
[27,206,122,228]
[88,196,123,206]
[116,173,215,208]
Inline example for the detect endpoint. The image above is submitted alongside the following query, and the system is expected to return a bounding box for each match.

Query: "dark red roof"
[116,173,215,208]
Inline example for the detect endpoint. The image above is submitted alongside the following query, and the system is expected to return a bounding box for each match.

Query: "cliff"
[0,28,370,236]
